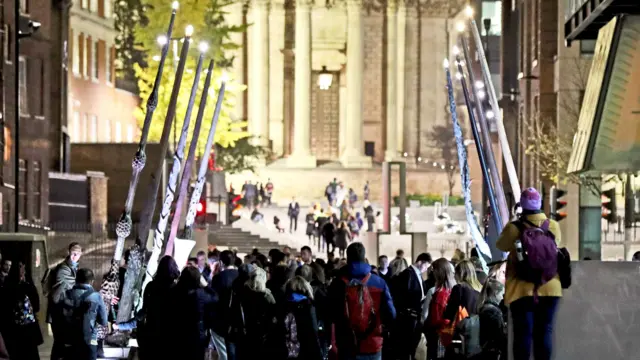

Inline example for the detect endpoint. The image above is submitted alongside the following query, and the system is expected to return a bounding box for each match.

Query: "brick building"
[67,0,139,144]
[501,0,595,254]
[0,0,66,231]
[226,0,469,168]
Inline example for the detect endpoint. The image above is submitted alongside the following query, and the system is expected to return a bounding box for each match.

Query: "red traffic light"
[196,199,206,217]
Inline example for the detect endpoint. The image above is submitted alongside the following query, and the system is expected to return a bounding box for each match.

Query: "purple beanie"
[520,187,542,211]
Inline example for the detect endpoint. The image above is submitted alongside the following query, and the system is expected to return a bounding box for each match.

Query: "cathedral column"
[249,0,270,146]
[385,0,398,161]
[396,1,406,153]
[288,0,316,167]
[342,0,372,168]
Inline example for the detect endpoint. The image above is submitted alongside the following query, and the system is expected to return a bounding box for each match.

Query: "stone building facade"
[67,0,140,145]
[0,0,66,231]
[225,0,468,168]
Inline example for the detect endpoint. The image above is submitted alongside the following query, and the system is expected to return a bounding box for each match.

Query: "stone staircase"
[207,222,286,255]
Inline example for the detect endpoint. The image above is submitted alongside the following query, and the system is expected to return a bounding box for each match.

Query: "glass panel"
[481,1,502,36]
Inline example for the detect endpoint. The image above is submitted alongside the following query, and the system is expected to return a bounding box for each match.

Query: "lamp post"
[14,0,40,231]
[317,65,333,90]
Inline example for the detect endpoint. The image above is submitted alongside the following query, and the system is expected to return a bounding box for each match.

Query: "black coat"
[167,285,216,360]
[1,279,43,359]
[210,269,239,335]
[444,283,480,321]
[236,288,278,360]
[276,295,323,360]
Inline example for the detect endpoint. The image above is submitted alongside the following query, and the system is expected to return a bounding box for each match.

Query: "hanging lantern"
[317,66,333,90]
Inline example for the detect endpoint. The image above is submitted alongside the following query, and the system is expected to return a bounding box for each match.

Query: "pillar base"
[384,150,403,162]
[340,152,372,168]
[286,153,317,168]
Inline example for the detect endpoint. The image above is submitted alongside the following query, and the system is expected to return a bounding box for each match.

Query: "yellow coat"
[496,213,563,305]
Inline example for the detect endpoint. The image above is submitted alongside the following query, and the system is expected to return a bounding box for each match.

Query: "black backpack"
[62,289,96,344]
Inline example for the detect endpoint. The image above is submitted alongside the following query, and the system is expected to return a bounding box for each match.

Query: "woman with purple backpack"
[496,187,563,360]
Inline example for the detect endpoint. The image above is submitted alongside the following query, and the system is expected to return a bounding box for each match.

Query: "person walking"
[496,188,563,360]
[288,197,301,233]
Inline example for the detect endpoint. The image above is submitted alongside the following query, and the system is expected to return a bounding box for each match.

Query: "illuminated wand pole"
[455,53,503,234]
[444,58,492,266]
[465,6,521,204]
[102,1,177,323]
[457,30,509,226]
[174,74,226,250]
[147,41,207,280]
[117,25,193,323]
[164,59,214,257]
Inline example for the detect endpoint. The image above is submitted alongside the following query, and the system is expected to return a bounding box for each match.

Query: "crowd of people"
[0,187,571,360]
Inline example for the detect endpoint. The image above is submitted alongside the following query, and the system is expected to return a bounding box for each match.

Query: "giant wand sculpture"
[457,30,509,226]
[465,6,521,204]
[100,1,178,324]
[444,58,491,269]
[164,59,215,257]
[117,24,194,323]
[171,73,227,257]
[144,42,207,284]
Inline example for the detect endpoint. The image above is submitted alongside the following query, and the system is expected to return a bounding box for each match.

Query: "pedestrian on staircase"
[288,197,301,233]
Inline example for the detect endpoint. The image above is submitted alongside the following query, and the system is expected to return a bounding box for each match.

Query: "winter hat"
[520,187,542,211]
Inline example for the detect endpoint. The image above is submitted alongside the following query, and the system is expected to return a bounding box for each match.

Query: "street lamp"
[317,66,333,90]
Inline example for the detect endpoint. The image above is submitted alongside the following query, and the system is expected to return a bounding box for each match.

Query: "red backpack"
[342,274,377,350]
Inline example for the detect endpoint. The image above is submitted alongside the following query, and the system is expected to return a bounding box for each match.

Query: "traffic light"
[601,188,616,223]
[550,186,567,221]
[195,198,207,223]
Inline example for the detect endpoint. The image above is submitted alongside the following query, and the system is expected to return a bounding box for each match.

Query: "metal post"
[399,162,406,233]
[382,162,391,233]
[14,0,20,232]
[624,174,634,261]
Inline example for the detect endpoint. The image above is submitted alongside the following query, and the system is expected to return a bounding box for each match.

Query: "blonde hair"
[245,266,268,293]
[455,259,482,292]
[286,276,314,299]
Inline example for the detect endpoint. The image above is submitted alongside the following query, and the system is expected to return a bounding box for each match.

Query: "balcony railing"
[565,0,588,21]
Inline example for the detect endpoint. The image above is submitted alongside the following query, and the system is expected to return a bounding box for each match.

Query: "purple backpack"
[513,219,558,296]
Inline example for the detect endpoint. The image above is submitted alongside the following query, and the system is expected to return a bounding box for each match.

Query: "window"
[72,111,80,142]
[580,40,596,55]
[89,115,98,142]
[33,161,41,220]
[126,124,135,142]
[90,0,98,12]
[104,0,112,18]
[83,37,89,77]
[18,57,28,115]
[481,1,502,36]
[72,33,80,75]
[3,25,11,64]
[83,113,89,141]
[19,0,28,14]
[105,45,112,84]
[18,159,26,220]
[115,121,122,143]
[92,40,99,80]
[104,119,112,142]
[81,0,88,9]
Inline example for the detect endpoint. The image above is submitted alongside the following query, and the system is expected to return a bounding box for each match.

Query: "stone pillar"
[396,1,406,154]
[288,0,316,167]
[227,2,245,122]
[269,2,285,156]
[342,0,372,168]
[339,69,347,156]
[385,0,398,161]
[249,0,270,146]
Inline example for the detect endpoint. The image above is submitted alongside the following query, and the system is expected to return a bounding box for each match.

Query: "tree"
[216,137,271,174]
[114,0,148,84]
[524,56,590,185]
[428,124,460,196]
[133,0,254,157]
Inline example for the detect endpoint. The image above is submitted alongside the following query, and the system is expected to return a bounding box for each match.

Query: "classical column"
[269,2,285,156]
[341,0,372,168]
[396,0,406,154]
[227,1,245,123]
[287,0,316,167]
[249,0,270,146]
[385,0,398,161]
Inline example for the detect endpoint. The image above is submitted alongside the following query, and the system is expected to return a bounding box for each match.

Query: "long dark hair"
[155,256,180,285]
[7,260,31,285]
[431,258,455,290]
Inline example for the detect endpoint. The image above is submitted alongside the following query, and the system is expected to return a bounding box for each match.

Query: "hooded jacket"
[328,262,396,356]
